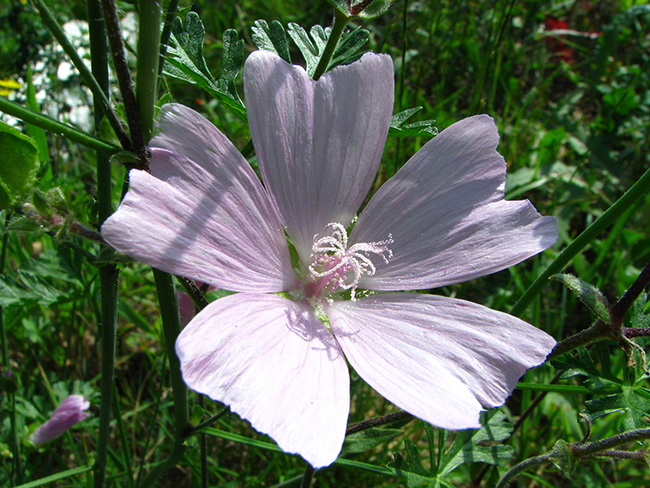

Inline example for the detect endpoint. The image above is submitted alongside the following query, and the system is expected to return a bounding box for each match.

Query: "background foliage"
[1,0,650,486]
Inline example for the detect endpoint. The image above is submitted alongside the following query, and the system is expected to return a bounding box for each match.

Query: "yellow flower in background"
[0,79,21,97]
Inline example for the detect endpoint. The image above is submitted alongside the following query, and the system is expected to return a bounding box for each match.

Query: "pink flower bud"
[30,395,90,447]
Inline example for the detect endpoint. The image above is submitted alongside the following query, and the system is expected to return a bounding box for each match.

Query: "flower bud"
[30,395,90,447]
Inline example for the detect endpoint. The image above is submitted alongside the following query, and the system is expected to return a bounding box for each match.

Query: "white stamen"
[308,222,393,299]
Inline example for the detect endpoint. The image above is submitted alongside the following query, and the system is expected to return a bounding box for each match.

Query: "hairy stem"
[346,410,413,435]
[101,0,148,166]
[88,2,120,487]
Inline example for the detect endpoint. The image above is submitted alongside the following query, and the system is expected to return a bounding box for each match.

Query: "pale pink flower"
[30,395,90,446]
[102,51,557,468]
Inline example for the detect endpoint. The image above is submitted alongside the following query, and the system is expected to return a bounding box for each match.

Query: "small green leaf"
[287,23,321,76]
[550,439,575,474]
[215,29,245,106]
[330,27,370,68]
[584,385,650,430]
[251,20,291,64]
[31,190,52,215]
[287,22,371,77]
[6,216,44,233]
[162,13,246,120]
[0,122,39,209]
[438,411,514,476]
[343,427,403,454]
[551,274,610,322]
[389,108,438,138]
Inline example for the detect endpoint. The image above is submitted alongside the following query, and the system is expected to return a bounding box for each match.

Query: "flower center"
[305,222,392,300]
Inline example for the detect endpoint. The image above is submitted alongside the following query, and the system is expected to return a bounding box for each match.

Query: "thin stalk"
[32,0,130,149]
[88,2,120,487]
[101,0,148,166]
[1,220,23,485]
[312,9,350,81]
[158,0,180,77]
[188,406,230,435]
[140,270,189,486]
[136,0,162,142]
[300,465,315,488]
[0,220,8,367]
[346,410,413,435]
[495,453,552,488]
[0,97,121,154]
[511,164,650,317]
[94,265,118,488]
[112,383,135,488]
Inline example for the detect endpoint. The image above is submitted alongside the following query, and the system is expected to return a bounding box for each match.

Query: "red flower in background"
[544,17,574,63]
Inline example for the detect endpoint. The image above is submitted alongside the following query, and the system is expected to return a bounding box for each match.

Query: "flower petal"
[30,395,90,446]
[102,105,298,292]
[352,115,557,290]
[176,293,350,468]
[245,51,394,263]
[325,293,555,430]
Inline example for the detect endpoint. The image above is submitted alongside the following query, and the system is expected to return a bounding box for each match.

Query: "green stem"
[1,219,23,485]
[112,383,135,487]
[495,453,553,488]
[32,0,130,149]
[0,222,8,368]
[88,2,120,487]
[571,428,650,457]
[300,465,315,488]
[312,9,350,81]
[94,265,118,488]
[140,270,189,486]
[511,164,650,317]
[0,97,121,154]
[101,0,148,166]
[346,410,413,435]
[136,0,162,142]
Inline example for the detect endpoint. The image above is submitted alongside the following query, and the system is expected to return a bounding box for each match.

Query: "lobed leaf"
[162,13,246,120]
[251,20,291,63]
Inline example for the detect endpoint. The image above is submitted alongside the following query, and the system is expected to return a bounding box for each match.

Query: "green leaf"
[551,274,610,322]
[0,122,39,209]
[162,13,246,120]
[549,439,575,474]
[342,427,403,454]
[0,248,82,307]
[215,29,245,106]
[287,23,321,76]
[287,23,370,78]
[389,107,438,138]
[251,20,291,63]
[584,385,650,430]
[438,411,514,476]
[330,27,370,68]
